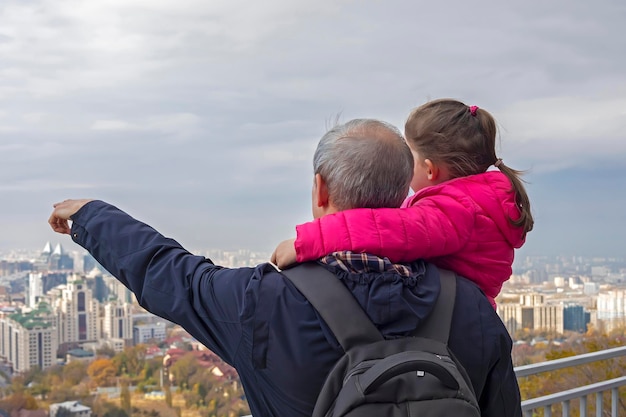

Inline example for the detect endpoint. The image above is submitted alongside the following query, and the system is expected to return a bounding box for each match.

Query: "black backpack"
[283,263,481,417]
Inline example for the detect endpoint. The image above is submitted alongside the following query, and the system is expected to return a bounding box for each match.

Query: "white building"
[50,401,92,417]
[0,308,58,373]
[597,290,626,320]
[28,272,44,308]
[533,305,564,334]
[583,282,599,295]
[134,322,167,345]
[103,300,133,343]
[105,337,126,352]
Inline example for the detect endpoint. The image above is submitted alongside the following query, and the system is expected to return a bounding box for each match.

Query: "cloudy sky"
[1,0,625,261]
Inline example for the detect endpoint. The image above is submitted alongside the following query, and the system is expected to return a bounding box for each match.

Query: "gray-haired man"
[49,119,521,417]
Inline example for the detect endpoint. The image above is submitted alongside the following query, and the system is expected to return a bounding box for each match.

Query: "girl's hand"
[271,238,298,269]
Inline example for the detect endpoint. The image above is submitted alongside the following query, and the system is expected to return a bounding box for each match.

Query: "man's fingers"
[48,204,72,235]
[48,213,71,234]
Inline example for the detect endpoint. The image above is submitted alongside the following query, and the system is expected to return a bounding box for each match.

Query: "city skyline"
[1,1,625,258]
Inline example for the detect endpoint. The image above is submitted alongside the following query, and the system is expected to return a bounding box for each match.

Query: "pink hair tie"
[469,105,479,116]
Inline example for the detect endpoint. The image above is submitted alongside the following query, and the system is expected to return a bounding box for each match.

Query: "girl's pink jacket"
[294,171,526,307]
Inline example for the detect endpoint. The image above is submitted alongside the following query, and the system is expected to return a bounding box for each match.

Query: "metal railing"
[515,346,626,417]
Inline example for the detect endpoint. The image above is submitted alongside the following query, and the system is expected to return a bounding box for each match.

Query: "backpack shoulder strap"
[411,268,457,344]
[282,262,383,350]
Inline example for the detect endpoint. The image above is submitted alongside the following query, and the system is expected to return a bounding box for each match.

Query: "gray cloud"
[1,0,625,256]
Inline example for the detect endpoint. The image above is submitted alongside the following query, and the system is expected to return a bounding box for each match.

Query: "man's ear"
[423,159,440,181]
[314,173,330,208]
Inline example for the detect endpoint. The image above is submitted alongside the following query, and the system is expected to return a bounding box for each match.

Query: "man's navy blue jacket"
[70,201,521,417]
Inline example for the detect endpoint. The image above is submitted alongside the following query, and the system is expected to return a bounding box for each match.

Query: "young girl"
[272,99,533,308]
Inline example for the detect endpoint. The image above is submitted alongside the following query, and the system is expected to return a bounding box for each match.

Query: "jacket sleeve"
[295,193,476,263]
[69,200,253,365]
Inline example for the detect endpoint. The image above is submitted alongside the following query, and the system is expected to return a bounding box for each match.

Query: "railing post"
[563,399,570,417]
[580,395,587,417]
[611,388,618,417]
[545,405,552,417]
[596,392,602,417]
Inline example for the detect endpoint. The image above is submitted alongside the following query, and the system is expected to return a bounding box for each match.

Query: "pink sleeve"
[294,194,476,263]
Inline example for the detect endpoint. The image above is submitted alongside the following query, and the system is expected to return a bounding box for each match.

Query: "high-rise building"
[597,290,626,320]
[43,272,68,293]
[533,305,564,334]
[50,244,74,271]
[83,254,107,275]
[103,301,133,344]
[92,274,108,303]
[498,303,534,335]
[596,290,626,332]
[498,294,564,335]
[0,305,58,373]
[34,242,74,272]
[104,275,135,304]
[53,276,101,345]
[563,304,589,333]
[27,272,43,308]
[28,272,68,309]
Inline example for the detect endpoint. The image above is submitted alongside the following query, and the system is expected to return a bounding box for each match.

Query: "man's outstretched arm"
[48,199,253,364]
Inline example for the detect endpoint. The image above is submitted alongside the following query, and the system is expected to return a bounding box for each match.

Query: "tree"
[164,384,172,408]
[207,398,218,417]
[87,358,117,387]
[113,345,147,379]
[125,345,147,376]
[120,378,131,414]
[47,385,76,403]
[0,392,38,413]
[29,382,50,401]
[141,356,162,383]
[168,353,198,390]
[62,360,88,386]
[21,366,44,387]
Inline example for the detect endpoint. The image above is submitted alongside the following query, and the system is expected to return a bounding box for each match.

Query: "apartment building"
[498,294,565,335]
[0,306,58,373]
[51,277,101,345]
[103,300,133,344]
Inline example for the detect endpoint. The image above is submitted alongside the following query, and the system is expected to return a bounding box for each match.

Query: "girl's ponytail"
[495,161,534,236]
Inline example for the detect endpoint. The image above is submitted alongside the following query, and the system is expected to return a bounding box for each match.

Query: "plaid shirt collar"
[319,251,412,277]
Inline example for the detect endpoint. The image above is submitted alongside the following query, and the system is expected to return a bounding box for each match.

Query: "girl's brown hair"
[405,98,533,236]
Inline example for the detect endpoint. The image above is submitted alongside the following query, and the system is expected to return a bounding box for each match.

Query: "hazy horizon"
[1,0,625,260]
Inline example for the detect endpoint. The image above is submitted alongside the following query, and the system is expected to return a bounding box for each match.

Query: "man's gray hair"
[313,119,414,211]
